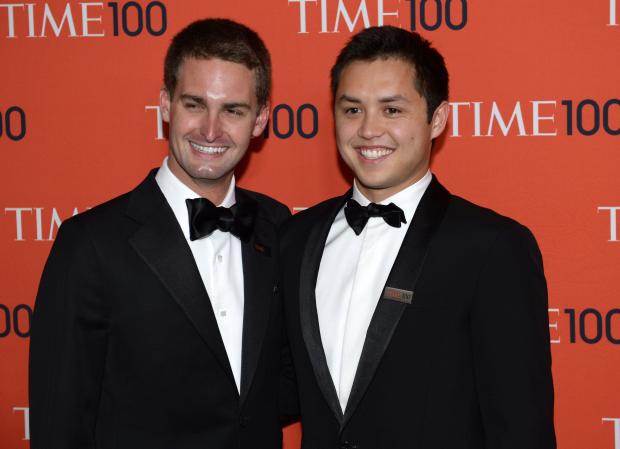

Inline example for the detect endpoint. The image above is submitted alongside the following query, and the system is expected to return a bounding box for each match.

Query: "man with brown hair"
[282,26,555,449]
[30,18,294,449]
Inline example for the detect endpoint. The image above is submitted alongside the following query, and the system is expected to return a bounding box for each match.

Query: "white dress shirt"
[315,171,432,412]
[155,157,244,392]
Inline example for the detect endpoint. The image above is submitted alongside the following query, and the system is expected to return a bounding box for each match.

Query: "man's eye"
[226,108,244,116]
[385,107,401,115]
[184,102,200,110]
[344,107,360,115]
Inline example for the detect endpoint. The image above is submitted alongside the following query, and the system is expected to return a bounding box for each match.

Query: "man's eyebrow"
[222,102,251,109]
[179,94,206,105]
[337,95,409,103]
[338,95,361,103]
[177,96,252,110]
[379,95,408,103]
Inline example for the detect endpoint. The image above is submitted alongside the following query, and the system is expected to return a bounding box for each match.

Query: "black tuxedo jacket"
[29,170,295,449]
[281,177,556,449]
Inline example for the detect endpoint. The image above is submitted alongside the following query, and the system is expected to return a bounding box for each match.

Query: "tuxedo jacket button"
[239,416,249,428]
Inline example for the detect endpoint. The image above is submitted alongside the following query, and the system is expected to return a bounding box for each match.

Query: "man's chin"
[354,175,391,191]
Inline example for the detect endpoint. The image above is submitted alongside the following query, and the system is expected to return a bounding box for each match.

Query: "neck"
[357,186,395,204]
[189,177,232,205]
[356,173,426,204]
[166,159,233,205]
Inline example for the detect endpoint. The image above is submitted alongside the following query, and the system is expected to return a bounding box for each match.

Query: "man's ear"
[430,101,450,140]
[252,102,270,137]
[159,88,171,123]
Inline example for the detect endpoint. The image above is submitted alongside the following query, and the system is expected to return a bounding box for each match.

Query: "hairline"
[166,54,267,109]
[332,55,429,117]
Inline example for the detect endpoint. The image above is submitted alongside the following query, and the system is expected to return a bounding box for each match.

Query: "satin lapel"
[299,193,351,425]
[343,177,451,426]
[237,190,276,406]
[126,173,236,387]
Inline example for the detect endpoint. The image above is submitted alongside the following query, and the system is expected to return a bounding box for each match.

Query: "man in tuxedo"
[29,18,295,449]
[281,26,556,449]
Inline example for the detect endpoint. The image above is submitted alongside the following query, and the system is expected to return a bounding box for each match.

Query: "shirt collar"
[352,170,432,221]
[156,156,236,206]
[155,157,236,238]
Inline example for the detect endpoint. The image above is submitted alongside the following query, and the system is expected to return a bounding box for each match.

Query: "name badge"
[382,287,413,304]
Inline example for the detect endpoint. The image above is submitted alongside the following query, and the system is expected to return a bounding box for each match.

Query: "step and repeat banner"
[1,1,618,448]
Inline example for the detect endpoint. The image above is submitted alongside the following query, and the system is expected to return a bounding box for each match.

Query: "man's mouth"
[357,147,394,160]
[190,142,228,154]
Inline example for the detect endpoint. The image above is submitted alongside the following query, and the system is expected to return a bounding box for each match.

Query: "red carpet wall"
[1,1,618,448]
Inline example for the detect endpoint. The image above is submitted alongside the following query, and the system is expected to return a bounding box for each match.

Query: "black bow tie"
[344,199,406,236]
[186,197,257,242]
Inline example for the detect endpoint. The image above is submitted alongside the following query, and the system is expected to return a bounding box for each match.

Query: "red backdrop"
[1,1,619,448]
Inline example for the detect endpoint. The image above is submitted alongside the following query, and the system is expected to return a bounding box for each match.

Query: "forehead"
[337,58,419,98]
[175,57,257,98]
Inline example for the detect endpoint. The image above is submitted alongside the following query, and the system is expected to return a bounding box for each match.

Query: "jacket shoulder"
[60,190,133,233]
[446,194,538,245]
[281,195,344,239]
[55,170,158,240]
[238,187,291,227]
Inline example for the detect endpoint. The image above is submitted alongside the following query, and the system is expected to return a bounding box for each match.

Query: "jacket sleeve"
[29,218,109,449]
[471,221,556,449]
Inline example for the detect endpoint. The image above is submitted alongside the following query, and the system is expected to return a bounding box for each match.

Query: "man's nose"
[199,112,224,142]
[357,110,384,139]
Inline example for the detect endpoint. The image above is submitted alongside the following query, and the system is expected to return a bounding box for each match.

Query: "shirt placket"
[211,232,228,318]
[338,217,383,409]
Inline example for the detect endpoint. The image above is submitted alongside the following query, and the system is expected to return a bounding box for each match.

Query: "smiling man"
[29,19,295,449]
[281,26,556,449]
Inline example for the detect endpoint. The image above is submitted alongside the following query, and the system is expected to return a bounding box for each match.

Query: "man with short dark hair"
[30,18,294,449]
[282,25,556,449]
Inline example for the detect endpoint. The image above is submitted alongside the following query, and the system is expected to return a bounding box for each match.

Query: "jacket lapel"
[299,193,351,425]
[126,171,236,388]
[237,189,276,406]
[342,177,451,426]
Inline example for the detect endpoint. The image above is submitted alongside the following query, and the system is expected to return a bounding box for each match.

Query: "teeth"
[190,142,227,154]
[359,148,393,159]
